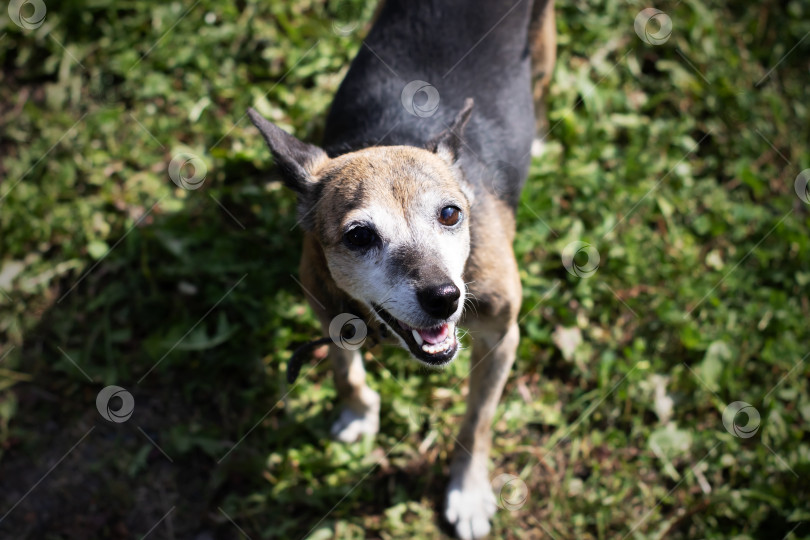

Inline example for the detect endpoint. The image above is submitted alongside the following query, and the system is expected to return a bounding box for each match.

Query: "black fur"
[322,0,535,210]
[247,108,325,195]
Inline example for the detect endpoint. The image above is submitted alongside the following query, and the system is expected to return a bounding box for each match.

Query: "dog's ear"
[247,108,328,195]
[426,98,474,165]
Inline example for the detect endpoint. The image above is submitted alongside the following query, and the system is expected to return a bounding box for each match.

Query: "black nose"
[417,283,461,319]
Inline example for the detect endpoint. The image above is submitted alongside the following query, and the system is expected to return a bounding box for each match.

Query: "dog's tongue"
[418,323,449,344]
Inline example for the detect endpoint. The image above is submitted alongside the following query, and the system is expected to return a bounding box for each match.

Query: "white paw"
[445,477,497,539]
[330,406,379,443]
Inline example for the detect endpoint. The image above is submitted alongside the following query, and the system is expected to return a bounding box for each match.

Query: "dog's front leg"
[445,322,519,540]
[328,344,380,442]
[300,235,380,443]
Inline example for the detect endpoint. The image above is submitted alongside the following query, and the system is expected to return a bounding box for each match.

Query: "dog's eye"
[344,226,376,249]
[438,206,461,227]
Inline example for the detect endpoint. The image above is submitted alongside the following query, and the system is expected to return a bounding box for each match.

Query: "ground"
[0,0,808,538]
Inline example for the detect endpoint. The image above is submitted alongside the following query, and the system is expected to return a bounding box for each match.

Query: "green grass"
[1,0,809,538]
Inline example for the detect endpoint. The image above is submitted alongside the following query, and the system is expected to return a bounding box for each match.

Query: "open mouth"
[372,305,459,365]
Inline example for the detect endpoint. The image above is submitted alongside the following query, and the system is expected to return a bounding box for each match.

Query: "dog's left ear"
[247,108,328,196]
[426,98,474,165]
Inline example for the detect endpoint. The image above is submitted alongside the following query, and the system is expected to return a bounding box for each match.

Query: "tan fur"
[300,145,471,350]
[463,196,522,327]
[297,111,525,539]
[530,0,557,133]
[310,146,468,246]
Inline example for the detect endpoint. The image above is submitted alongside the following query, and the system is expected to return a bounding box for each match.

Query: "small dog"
[249,0,555,537]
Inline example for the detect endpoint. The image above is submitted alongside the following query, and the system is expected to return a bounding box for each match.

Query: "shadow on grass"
[0,159,440,538]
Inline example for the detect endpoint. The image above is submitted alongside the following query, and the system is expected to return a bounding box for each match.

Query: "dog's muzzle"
[372,304,459,366]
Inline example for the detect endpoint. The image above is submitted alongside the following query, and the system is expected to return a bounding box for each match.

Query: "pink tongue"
[418,323,449,345]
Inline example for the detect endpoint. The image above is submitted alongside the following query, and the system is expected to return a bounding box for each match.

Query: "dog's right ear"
[247,108,328,195]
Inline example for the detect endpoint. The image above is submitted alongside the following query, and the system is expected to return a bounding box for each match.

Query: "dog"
[248,0,556,537]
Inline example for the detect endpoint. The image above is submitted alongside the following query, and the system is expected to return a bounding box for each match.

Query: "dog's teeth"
[421,334,454,355]
[412,329,424,346]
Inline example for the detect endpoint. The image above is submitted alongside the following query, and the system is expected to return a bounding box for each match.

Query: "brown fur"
[530,0,557,132]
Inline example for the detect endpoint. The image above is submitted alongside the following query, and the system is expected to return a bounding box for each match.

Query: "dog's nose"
[417,283,461,319]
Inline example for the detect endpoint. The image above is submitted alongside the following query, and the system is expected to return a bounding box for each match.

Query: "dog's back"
[323,0,536,206]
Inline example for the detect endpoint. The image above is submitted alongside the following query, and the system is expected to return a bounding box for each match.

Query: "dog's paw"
[444,476,497,540]
[330,403,379,443]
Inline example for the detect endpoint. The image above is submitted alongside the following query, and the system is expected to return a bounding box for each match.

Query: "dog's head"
[248,101,476,366]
